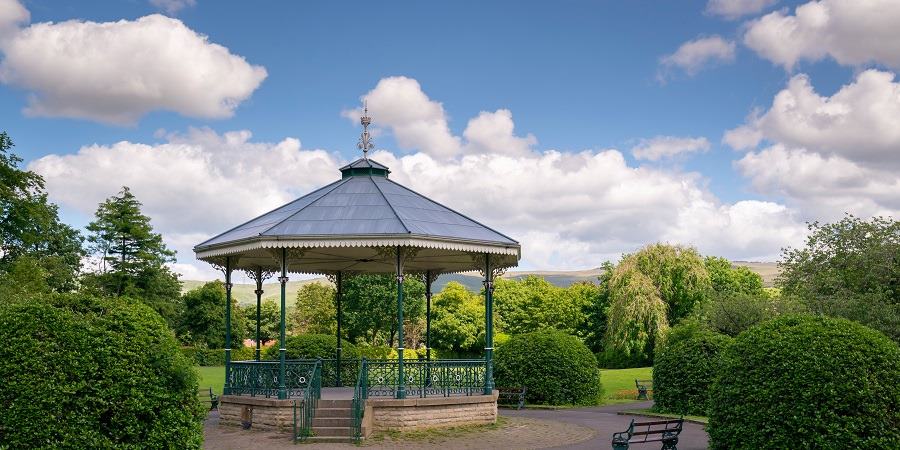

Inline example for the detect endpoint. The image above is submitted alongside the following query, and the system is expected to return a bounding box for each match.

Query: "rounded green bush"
[0,294,206,448]
[263,333,359,360]
[494,330,601,405]
[653,322,732,415]
[708,314,900,449]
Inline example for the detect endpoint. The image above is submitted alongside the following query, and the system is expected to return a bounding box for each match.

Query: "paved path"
[203,401,709,449]
[502,401,709,450]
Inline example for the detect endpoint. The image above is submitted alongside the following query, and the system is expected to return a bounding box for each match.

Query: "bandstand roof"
[194,155,520,276]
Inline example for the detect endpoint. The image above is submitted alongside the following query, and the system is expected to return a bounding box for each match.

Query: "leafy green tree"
[83,186,182,326]
[431,281,484,353]
[0,255,52,301]
[603,243,711,364]
[179,281,246,348]
[0,132,84,292]
[493,275,599,337]
[582,262,613,354]
[704,256,765,296]
[290,282,336,334]
[778,215,900,341]
[246,299,281,344]
[342,274,424,346]
[698,291,807,337]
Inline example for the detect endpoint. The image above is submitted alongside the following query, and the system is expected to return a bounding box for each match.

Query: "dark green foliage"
[179,281,246,348]
[653,321,732,416]
[699,291,806,337]
[431,281,484,353]
[0,132,84,292]
[779,215,900,341]
[342,274,424,346]
[290,282,336,334]
[84,186,182,327]
[708,315,900,449]
[0,294,206,448]
[582,262,614,354]
[493,276,599,337]
[244,299,280,344]
[494,330,602,405]
[263,333,360,360]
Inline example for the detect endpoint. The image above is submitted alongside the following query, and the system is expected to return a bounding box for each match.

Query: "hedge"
[708,315,900,449]
[181,346,256,366]
[653,321,732,415]
[0,294,206,448]
[495,330,602,405]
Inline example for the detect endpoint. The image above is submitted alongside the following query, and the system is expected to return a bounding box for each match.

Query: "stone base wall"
[218,395,296,433]
[368,392,498,432]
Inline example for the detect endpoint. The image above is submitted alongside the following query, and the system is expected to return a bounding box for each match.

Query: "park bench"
[199,387,218,411]
[612,417,683,450]
[635,379,653,400]
[496,386,526,410]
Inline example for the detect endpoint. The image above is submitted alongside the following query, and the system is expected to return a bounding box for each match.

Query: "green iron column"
[396,247,406,399]
[224,256,233,395]
[336,271,343,387]
[483,253,495,395]
[278,248,288,399]
[254,267,263,361]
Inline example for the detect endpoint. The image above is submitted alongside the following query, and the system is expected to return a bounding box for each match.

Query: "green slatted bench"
[497,386,526,410]
[612,417,683,450]
[635,379,653,400]
[199,387,218,411]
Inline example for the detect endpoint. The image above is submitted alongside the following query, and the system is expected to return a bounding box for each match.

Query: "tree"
[431,281,484,353]
[290,282,336,334]
[582,261,614,354]
[83,186,182,326]
[603,243,711,364]
[0,132,84,292]
[493,275,599,337]
[341,274,425,346]
[179,281,246,348]
[704,256,764,296]
[778,215,900,341]
[246,299,281,344]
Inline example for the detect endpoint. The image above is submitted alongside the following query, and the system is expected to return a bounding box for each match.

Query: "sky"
[1,0,898,281]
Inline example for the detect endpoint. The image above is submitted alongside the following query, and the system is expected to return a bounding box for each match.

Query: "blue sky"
[2,0,897,279]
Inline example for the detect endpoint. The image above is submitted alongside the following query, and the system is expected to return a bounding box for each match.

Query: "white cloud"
[706,0,778,20]
[735,145,900,219]
[32,78,810,279]
[0,10,266,124]
[29,128,339,278]
[632,136,710,161]
[0,0,27,39]
[659,36,736,79]
[744,0,900,70]
[462,109,536,157]
[725,70,900,168]
[150,0,196,15]
[342,76,461,158]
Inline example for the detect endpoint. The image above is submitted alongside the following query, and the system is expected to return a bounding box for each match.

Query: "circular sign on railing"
[299,376,306,384]
[455,374,461,381]
[377,376,385,384]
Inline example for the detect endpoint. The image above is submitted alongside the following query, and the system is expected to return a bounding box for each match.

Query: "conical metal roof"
[194,158,520,275]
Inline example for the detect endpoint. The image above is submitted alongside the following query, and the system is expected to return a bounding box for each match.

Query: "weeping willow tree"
[602,243,711,366]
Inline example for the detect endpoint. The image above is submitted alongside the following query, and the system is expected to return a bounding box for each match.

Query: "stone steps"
[307,399,354,441]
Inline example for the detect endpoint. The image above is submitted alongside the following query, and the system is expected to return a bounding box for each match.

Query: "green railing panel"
[366,359,486,398]
[351,358,368,442]
[293,361,322,443]
[229,360,318,398]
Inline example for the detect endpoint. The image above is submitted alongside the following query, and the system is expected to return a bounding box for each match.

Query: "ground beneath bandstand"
[202,401,710,449]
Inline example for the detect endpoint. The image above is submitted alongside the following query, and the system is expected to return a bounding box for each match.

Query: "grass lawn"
[196,366,225,396]
[600,367,652,404]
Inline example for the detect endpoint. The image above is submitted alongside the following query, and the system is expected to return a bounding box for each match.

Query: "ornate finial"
[358,101,374,158]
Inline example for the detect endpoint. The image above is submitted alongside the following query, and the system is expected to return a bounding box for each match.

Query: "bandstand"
[194,109,520,442]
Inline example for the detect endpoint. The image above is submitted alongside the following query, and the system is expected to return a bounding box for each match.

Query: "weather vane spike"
[358,101,373,158]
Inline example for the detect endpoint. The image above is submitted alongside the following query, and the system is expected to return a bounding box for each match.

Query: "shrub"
[263,333,359,360]
[181,346,256,366]
[708,315,900,449]
[653,322,732,415]
[0,294,206,448]
[494,330,602,405]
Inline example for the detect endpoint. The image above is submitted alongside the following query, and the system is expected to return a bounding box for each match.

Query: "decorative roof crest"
[357,101,374,158]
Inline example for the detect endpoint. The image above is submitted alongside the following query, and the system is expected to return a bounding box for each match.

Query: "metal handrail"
[366,359,486,398]
[351,358,368,442]
[292,360,322,443]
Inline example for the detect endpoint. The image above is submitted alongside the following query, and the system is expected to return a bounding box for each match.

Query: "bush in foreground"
[495,330,601,405]
[653,321,731,416]
[0,294,206,448]
[708,315,900,449]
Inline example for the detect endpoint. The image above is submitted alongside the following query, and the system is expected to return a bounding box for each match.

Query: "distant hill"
[180,262,779,304]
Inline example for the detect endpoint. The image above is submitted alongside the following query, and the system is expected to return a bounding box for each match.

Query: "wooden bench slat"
[633,420,682,426]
